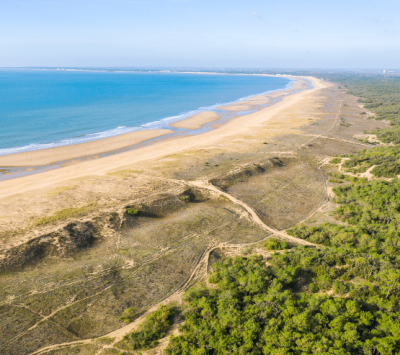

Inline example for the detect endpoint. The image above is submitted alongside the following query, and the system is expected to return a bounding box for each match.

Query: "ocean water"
[0,70,291,156]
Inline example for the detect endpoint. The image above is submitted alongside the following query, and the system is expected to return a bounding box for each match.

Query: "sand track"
[26,176,319,355]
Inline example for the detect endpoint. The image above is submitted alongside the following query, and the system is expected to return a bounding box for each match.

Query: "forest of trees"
[120,74,400,355]
[124,170,400,354]
[163,175,400,354]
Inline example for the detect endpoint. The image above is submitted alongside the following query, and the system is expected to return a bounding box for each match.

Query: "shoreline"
[0,129,174,167]
[0,75,310,182]
[0,76,298,170]
[0,72,292,159]
[0,75,325,198]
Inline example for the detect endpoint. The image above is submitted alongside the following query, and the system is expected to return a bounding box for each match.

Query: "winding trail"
[28,237,275,355]
[187,180,316,247]
[27,176,318,355]
[25,86,349,355]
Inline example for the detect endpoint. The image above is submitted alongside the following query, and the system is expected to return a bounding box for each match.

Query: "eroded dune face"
[1,79,389,355]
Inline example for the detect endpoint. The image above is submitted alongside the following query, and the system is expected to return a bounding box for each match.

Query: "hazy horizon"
[1,0,399,69]
[1,67,400,72]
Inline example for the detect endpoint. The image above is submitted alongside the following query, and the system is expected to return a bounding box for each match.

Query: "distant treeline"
[325,74,400,180]
[331,76,400,144]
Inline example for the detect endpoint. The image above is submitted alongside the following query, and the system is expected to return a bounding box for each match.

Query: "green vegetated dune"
[115,74,400,355]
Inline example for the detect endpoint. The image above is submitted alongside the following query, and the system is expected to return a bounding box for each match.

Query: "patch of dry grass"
[47,185,76,196]
[107,169,143,178]
[35,204,95,226]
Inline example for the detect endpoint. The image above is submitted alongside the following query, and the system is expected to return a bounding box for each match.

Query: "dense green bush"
[124,304,176,350]
[288,178,400,261]
[127,208,139,216]
[166,251,400,355]
[180,195,191,202]
[264,238,290,250]
[120,307,135,323]
[330,157,341,164]
[328,178,343,184]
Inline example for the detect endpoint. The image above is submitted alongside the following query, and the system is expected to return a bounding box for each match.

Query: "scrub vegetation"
[163,167,400,355]
[323,74,400,179]
[35,204,95,226]
[123,305,176,350]
[341,146,400,178]
[342,77,400,144]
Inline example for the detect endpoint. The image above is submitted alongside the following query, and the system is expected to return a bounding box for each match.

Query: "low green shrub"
[179,195,190,202]
[328,178,343,184]
[329,157,341,164]
[127,208,139,216]
[124,304,176,350]
[264,238,289,250]
[120,308,135,323]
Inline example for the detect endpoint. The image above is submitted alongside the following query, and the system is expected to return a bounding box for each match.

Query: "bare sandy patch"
[0,129,174,167]
[218,103,255,112]
[169,111,221,130]
[218,94,271,112]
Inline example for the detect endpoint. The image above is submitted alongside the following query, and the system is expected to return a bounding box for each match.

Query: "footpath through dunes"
[0,77,390,355]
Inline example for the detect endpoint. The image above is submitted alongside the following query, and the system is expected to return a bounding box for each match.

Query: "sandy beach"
[0,129,174,167]
[0,76,326,200]
[169,111,220,130]
[0,77,295,168]
[218,93,271,112]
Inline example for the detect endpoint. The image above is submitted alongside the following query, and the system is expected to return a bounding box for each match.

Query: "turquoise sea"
[0,70,291,156]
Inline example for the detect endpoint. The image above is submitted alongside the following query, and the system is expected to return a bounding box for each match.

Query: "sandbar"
[218,103,255,112]
[169,111,221,130]
[218,94,271,112]
[0,129,174,167]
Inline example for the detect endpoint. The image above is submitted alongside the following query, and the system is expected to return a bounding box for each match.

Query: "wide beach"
[0,75,316,197]
[0,74,298,174]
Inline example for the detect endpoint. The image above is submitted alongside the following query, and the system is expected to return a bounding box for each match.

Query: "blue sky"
[1,0,399,68]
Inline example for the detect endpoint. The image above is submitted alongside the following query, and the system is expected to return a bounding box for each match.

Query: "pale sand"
[218,103,255,112]
[0,129,174,167]
[0,76,329,200]
[248,94,269,101]
[169,111,221,130]
[218,94,270,112]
